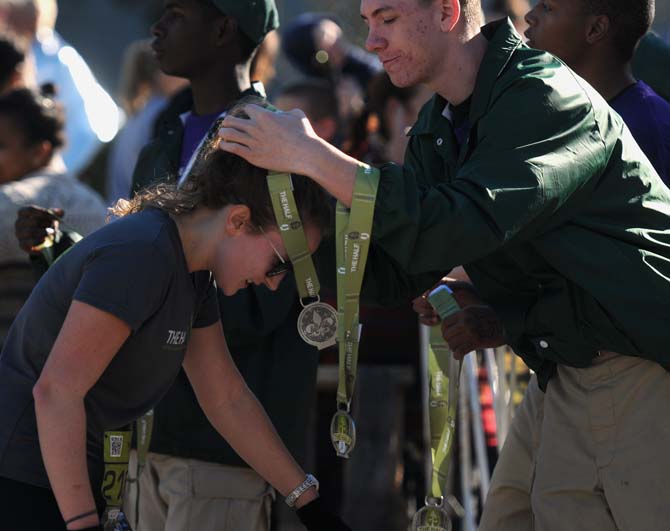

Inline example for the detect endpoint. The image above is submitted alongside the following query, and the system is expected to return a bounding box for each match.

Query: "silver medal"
[330,410,356,458]
[297,301,338,349]
[411,498,452,531]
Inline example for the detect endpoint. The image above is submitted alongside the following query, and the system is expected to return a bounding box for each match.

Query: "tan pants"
[125,452,275,531]
[479,353,670,531]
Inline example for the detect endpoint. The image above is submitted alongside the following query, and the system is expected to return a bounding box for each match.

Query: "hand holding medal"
[412,285,462,531]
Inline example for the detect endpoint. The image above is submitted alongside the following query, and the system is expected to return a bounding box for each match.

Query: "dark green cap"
[211,0,279,44]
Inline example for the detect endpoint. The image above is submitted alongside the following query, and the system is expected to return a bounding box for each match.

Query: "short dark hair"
[584,0,655,60]
[277,79,338,123]
[367,72,419,141]
[0,31,25,91]
[0,86,65,149]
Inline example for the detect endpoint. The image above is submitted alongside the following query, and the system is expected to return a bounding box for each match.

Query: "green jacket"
[131,95,318,466]
[369,19,670,388]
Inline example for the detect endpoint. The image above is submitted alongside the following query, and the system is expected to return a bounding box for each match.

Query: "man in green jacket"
[219,0,670,529]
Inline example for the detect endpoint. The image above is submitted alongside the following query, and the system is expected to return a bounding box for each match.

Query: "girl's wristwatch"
[285,474,319,507]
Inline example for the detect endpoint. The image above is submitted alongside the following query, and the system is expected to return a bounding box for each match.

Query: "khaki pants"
[479,353,670,531]
[125,452,275,531]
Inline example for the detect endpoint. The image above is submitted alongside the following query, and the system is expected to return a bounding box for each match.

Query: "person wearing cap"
[219,0,670,529]
[11,1,348,531]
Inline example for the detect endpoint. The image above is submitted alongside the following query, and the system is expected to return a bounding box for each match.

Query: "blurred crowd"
[0,0,669,530]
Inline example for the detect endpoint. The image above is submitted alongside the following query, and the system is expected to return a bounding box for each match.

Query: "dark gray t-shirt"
[0,208,219,490]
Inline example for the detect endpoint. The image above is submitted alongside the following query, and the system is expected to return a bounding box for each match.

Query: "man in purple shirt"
[525,0,670,185]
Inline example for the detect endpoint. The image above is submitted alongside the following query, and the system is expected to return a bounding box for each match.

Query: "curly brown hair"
[111,97,332,234]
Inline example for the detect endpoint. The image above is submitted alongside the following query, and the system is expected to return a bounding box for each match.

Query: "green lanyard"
[330,165,380,459]
[267,172,338,349]
[412,286,461,531]
[101,428,133,530]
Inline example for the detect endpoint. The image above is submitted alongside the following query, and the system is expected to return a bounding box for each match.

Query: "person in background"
[250,29,280,91]
[275,75,432,530]
[274,79,340,147]
[106,39,186,203]
[0,29,30,92]
[366,72,432,164]
[485,0,530,33]
[0,87,106,349]
[282,12,381,96]
[282,13,382,141]
[0,0,121,176]
[525,0,670,185]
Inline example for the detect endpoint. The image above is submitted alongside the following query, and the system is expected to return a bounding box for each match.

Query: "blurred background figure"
[274,78,340,144]
[274,72,431,531]
[0,0,121,177]
[251,29,280,90]
[105,39,186,203]
[366,72,432,164]
[282,12,381,140]
[0,29,30,93]
[484,0,531,33]
[282,12,380,94]
[0,87,105,348]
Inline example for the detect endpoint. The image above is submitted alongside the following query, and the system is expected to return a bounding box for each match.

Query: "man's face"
[361,0,443,88]
[524,0,591,68]
[151,0,222,78]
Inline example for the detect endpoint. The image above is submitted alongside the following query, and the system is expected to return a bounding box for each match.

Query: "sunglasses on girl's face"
[258,225,293,278]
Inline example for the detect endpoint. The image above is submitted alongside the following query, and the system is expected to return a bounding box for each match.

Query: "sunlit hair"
[111,96,332,234]
[583,0,655,61]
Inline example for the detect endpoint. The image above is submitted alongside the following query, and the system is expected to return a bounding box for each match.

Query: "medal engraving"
[330,410,356,458]
[411,504,452,531]
[297,302,338,349]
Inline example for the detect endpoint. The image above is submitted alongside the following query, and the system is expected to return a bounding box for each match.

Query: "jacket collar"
[408,17,524,137]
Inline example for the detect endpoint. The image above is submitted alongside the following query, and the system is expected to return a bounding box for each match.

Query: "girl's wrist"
[65,508,100,530]
[298,136,331,180]
[294,486,319,509]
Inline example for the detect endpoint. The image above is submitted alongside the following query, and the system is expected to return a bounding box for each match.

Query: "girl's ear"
[225,204,252,235]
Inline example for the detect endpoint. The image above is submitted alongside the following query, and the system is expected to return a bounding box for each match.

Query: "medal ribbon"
[267,172,320,300]
[334,165,380,411]
[426,290,461,500]
[101,429,132,529]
